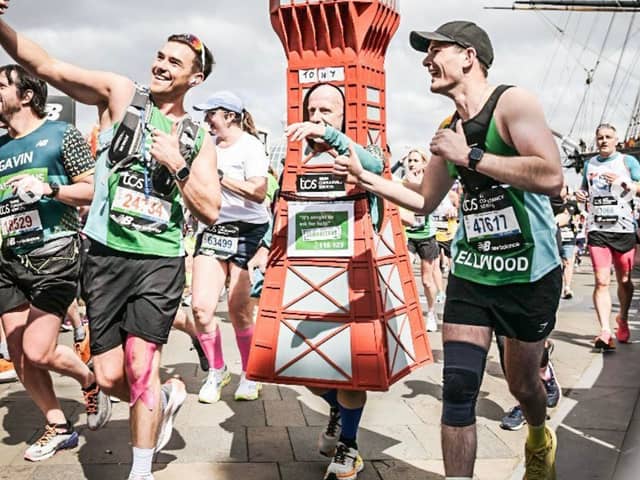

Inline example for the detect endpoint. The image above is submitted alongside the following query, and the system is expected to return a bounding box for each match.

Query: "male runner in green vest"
[0,4,221,480]
[0,63,109,462]
[334,20,563,480]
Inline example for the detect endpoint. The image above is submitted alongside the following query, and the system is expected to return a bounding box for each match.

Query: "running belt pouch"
[107,90,148,167]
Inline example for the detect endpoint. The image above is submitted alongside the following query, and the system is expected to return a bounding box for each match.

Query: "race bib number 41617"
[464,206,520,241]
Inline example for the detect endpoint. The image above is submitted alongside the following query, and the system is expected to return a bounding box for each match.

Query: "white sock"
[130,446,154,477]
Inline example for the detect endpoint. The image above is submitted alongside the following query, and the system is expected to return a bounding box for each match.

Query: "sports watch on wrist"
[46,182,60,198]
[174,165,190,182]
[467,147,485,171]
[217,168,224,182]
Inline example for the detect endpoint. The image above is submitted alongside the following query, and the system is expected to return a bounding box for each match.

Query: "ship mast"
[486,1,640,12]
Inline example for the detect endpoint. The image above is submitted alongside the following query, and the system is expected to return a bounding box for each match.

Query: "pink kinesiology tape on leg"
[197,326,225,370]
[125,335,158,410]
[235,325,254,371]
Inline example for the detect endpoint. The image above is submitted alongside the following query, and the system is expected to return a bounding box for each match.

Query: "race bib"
[560,226,575,242]
[461,185,525,255]
[464,207,520,241]
[592,196,618,224]
[0,197,44,249]
[109,171,172,234]
[433,216,449,232]
[200,224,240,259]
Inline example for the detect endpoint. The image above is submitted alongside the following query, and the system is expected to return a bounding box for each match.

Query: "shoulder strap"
[176,116,200,165]
[450,84,513,194]
[107,85,152,168]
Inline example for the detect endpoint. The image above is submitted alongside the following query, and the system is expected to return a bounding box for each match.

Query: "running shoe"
[74,325,91,365]
[59,318,73,332]
[543,361,562,409]
[198,365,230,403]
[500,405,526,431]
[0,357,17,383]
[562,289,573,300]
[83,383,112,431]
[524,425,557,479]
[594,331,616,350]
[426,311,438,332]
[190,336,209,372]
[234,372,262,401]
[24,422,79,461]
[156,378,187,452]
[318,406,341,457]
[615,315,631,343]
[324,442,364,480]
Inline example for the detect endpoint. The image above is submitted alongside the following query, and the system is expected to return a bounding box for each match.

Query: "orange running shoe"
[0,357,18,383]
[615,315,631,343]
[594,331,616,350]
[74,325,91,365]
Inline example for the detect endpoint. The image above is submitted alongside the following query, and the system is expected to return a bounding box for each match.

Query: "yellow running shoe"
[524,425,557,479]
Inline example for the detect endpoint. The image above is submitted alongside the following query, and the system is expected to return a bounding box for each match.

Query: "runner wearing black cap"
[335,20,563,480]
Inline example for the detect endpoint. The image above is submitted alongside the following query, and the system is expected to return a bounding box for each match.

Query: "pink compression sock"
[197,326,225,370]
[235,325,255,371]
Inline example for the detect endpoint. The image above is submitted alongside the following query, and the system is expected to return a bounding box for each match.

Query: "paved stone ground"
[1,256,639,479]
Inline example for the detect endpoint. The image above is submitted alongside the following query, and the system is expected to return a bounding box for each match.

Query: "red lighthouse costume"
[247,0,432,392]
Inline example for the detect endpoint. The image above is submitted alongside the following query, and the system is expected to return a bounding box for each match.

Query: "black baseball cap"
[410,21,494,69]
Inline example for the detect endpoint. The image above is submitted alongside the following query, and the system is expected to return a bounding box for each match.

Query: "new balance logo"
[35,139,49,148]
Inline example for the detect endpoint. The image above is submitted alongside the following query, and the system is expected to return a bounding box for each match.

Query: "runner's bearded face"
[149,41,201,96]
[424,41,467,94]
[595,127,617,158]
[0,71,22,124]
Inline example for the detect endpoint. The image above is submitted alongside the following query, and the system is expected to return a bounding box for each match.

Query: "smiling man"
[333,20,563,480]
[0,3,220,479]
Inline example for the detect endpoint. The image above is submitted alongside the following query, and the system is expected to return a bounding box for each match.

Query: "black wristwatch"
[174,165,190,182]
[217,168,224,182]
[467,147,485,171]
[46,182,60,198]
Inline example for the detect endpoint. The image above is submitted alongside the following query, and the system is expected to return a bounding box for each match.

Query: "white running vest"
[585,153,636,234]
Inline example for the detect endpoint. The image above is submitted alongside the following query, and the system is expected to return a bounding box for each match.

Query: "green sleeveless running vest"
[446,85,560,285]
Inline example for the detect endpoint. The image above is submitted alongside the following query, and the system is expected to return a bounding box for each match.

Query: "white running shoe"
[198,365,231,403]
[155,378,187,452]
[426,311,438,332]
[234,372,262,401]
[323,442,364,480]
[24,423,79,461]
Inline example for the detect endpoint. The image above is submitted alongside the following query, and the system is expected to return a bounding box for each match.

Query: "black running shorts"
[407,236,440,262]
[0,238,80,318]
[194,221,269,269]
[443,266,562,342]
[82,240,185,355]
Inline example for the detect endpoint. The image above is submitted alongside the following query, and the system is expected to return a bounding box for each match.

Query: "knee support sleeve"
[125,334,159,411]
[442,341,488,427]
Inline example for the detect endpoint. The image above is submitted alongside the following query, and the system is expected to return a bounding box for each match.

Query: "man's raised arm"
[0,4,133,124]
